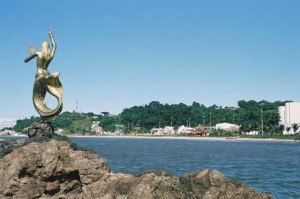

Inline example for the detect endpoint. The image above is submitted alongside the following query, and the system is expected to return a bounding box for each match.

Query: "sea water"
[71,137,300,199]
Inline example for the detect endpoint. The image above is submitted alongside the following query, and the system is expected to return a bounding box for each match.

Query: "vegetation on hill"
[13,100,289,135]
[14,116,39,133]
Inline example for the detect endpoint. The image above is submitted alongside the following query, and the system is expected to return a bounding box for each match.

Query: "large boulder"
[0,137,274,199]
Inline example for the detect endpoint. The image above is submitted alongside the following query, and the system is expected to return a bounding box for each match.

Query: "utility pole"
[76,99,79,113]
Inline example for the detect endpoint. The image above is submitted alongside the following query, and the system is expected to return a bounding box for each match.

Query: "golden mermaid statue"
[24,28,63,119]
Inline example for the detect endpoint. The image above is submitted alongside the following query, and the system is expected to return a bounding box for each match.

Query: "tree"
[66,119,92,134]
[52,112,87,129]
[291,123,299,134]
[236,100,283,134]
[14,116,39,133]
[278,124,285,135]
[12,100,287,135]
[286,126,291,134]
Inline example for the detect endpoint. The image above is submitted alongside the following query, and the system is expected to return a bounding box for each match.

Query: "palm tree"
[286,126,291,134]
[278,124,285,135]
[291,123,300,134]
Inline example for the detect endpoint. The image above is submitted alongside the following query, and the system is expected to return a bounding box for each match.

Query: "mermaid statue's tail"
[33,72,63,118]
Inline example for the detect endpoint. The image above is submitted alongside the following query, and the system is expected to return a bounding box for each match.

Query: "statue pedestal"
[28,120,54,138]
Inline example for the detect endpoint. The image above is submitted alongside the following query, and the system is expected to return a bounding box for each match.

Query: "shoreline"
[67,135,297,142]
[0,134,296,143]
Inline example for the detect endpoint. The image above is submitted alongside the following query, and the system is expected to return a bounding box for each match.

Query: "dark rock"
[28,121,54,138]
[0,139,25,159]
[28,128,37,137]
[0,138,275,199]
[0,135,76,159]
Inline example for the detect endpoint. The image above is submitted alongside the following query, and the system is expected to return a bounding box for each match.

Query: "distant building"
[215,123,240,131]
[279,102,300,134]
[150,128,163,135]
[91,121,103,134]
[54,128,64,135]
[177,125,194,135]
[177,125,210,136]
[114,125,124,135]
[0,119,16,129]
[150,126,175,135]
[101,112,110,116]
[0,128,24,136]
[241,131,259,135]
[162,126,175,135]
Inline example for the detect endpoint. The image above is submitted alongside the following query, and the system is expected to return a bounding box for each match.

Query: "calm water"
[71,137,300,199]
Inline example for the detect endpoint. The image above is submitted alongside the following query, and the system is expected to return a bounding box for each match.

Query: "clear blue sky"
[1,0,300,119]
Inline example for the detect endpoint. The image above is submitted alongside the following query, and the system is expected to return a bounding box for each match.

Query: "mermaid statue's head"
[41,41,50,58]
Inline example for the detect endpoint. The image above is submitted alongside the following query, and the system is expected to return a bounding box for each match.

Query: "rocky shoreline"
[0,136,274,198]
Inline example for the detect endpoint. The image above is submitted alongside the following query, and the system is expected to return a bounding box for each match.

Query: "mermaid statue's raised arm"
[48,28,57,58]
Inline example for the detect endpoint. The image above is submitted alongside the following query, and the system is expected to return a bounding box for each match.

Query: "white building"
[91,121,103,134]
[0,118,16,129]
[278,102,300,134]
[242,131,259,135]
[162,126,175,135]
[215,123,240,131]
[150,128,163,135]
[177,125,194,135]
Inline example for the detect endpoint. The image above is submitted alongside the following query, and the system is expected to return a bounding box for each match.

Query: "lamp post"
[209,113,212,134]
[260,104,264,136]
[227,107,237,124]
[138,120,141,133]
